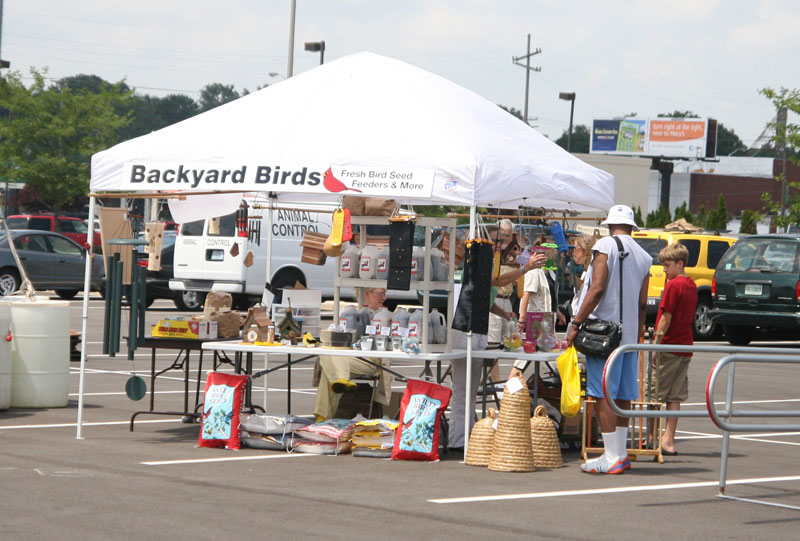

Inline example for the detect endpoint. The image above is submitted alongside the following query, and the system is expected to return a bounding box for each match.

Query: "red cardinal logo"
[323,168,362,193]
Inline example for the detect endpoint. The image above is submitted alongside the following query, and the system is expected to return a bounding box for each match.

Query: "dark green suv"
[711,234,800,345]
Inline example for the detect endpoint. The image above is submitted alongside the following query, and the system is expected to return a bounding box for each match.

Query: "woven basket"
[465,408,497,467]
[530,405,563,469]
[488,376,535,472]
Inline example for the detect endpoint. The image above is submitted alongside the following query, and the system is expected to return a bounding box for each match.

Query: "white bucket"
[0,300,13,410]
[8,298,70,408]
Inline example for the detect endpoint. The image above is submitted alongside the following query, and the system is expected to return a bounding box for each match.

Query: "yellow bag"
[556,345,581,417]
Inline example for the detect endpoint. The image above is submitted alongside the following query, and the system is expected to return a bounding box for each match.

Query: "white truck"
[169,200,417,307]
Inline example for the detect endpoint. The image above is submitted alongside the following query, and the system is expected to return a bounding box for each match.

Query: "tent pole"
[464,205,477,461]
[263,196,275,410]
[76,195,96,439]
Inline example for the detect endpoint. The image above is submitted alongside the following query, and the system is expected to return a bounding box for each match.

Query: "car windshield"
[633,238,668,265]
[6,218,27,229]
[718,238,800,273]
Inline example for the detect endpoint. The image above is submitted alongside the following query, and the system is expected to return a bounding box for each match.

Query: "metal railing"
[602,343,800,510]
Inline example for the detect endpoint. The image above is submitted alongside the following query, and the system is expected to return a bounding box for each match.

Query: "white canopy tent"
[79,51,614,440]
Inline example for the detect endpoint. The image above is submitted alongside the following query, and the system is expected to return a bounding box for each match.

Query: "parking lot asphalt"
[2,295,800,540]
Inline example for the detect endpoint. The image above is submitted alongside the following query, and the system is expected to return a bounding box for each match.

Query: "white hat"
[601,204,638,230]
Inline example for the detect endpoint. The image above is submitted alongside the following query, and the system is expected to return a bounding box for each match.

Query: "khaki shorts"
[645,352,690,403]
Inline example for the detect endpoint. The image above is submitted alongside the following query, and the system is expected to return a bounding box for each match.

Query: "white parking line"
[428,475,800,504]
[0,419,181,430]
[142,453,318,466]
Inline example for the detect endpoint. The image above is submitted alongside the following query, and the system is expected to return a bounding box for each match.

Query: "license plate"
[744,284,762,296]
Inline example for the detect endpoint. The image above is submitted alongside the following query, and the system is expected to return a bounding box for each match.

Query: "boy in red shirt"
[646,243,697,455]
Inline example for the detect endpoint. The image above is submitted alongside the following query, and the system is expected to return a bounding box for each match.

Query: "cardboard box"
[152,319,218,340]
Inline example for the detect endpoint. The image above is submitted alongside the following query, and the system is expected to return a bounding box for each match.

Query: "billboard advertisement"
[590,118,715,159]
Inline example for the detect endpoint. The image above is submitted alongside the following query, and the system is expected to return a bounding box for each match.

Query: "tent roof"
[91,52,613,212]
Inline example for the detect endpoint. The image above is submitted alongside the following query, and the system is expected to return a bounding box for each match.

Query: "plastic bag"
[556,346,581,417]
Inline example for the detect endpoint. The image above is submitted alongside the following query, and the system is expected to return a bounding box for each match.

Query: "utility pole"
[777,106,789,229]
[512,34,541,126]
[286,0,296,78]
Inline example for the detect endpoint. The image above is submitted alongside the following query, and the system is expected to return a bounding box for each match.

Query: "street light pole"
[287,0,296,78]
[304,41,325,65]
[559,92,576,152]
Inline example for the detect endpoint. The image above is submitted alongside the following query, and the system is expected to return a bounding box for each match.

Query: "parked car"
[711,233,800,345]
[0,230,105,298]
[137,232,205,310]
[7,214,102,246]
[631,229,737,339]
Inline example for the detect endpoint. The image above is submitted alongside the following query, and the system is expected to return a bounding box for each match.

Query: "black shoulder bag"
[573,236,628,358]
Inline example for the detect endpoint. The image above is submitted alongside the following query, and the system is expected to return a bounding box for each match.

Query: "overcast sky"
[3,1,797,149]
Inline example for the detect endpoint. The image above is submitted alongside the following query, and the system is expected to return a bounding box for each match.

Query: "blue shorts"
[585,351,639,401]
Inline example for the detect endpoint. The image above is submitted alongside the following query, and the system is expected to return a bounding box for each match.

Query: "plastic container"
[340,244,360,278]
[430,247,448,282]
[391,307,410,336]
[370,307,392,332]
[411,246,426,281]
[408,308,424,339]
[0,299,15,410]
[375,245,390,280]
[359,244,379,279]
[429,308,446,344]
[9,298,70,408]
[338,305,359,332]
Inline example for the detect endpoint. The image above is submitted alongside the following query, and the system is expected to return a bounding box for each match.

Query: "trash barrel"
[8,298,70,408]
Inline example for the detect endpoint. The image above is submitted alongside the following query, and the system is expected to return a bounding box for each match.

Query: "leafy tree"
[739,209,762,234]
[657,110,700,118]
[758,86,800,230]
[645,204,671,228]
[554,124,590,153]
[498,105,524,121]
[672,201,694,223]
[198,83,239,112]
[694,205,708,228]
[120,93,199,141]
[0,68,133,213]
[717,123,747,156]
[633,205,644,228]
[706,194,730,231]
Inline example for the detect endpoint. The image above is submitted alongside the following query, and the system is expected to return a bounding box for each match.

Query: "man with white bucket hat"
[566,204,651,474]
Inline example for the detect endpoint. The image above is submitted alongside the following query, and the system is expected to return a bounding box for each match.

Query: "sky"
[2,0,798,150]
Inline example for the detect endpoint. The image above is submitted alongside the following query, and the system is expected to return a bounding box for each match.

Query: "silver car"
[0,229,105,298]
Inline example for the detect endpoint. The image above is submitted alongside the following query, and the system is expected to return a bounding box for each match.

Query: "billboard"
[590,118,716,159]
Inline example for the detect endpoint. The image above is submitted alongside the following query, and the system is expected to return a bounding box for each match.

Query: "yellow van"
[630,230,737,339]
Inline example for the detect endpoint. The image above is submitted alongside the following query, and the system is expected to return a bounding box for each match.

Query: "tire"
[692,297,716,340]
[55,289,79,300]
[0,268,20,296]
[271,269,305,304]
[724,325,753,346]
[174,290,206,311]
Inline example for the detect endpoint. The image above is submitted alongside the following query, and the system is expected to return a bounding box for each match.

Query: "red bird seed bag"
[392,379,452,461]
[199,372,248,450]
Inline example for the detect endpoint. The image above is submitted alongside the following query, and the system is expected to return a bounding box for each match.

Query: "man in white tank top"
[567,205,651,474]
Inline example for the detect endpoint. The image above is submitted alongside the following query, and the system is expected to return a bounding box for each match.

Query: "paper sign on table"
[397,327,409,337]
[380,326,391,336]
[365,325,377,335]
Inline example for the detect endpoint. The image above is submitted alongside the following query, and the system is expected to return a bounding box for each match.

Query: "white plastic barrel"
[8,298,70,408]
[0,300,12,410]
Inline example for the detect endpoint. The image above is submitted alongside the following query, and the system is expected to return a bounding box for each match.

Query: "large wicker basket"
[488,376,535,472]
[530,405,563,469]
[465,408,497,467]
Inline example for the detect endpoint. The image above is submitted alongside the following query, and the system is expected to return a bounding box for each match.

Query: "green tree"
[198,83,239,112]
[498,105,524,121]
[0,68,133,213]
[672,201,694,223]
[554,124,590,153]
[759,87,800,229]
[633,205,644,228]
[694,205,708,228]
[657,110,700,118]
[717,123,747,156]
[645,204,671,228]
[739,209,762,234]
[706,194,730,231]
